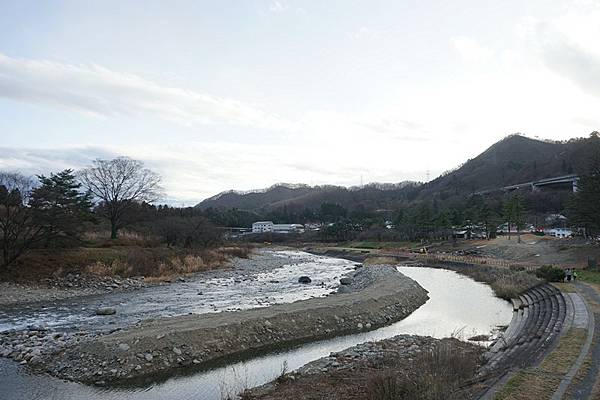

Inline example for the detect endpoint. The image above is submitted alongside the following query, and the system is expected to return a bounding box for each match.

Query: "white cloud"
[528,16,600,100]
[0,141,436,205]
[3,1,600,204]
[451,36,494,65]
[268,1,288,13]
[352,26,382,40]
[0,53,293,131]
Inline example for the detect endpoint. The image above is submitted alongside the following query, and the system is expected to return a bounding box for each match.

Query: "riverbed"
[0,252,512,400]
[0,250,357,334]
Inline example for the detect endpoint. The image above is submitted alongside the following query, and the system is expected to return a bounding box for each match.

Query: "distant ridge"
[196,181,419,211]
[195,133,600,212]
[203,183,311,202]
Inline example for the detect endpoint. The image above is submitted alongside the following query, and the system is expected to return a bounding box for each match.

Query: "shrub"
[366,341,480,400]
[436,261,540,300]
[535,265,565,282]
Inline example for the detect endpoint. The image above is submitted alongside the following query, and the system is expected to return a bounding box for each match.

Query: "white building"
[251,221,304,233]
[547,228,573,238]
[273,224,304,233]
[252,221,274,233]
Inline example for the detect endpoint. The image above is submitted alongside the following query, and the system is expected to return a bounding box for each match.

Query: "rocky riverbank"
[29,264,428,385]
[242,334,484,400]
[0,275,147,306]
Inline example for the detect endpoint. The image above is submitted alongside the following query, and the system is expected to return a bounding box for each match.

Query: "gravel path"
[566,283,600,399]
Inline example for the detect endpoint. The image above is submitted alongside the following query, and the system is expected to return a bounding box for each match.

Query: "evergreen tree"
[29,169,93,246]
[503,194,525,242]
[479,202,498,240]
[571,154,600,235]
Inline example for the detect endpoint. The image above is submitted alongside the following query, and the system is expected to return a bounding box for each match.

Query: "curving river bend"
[0,251,512,400]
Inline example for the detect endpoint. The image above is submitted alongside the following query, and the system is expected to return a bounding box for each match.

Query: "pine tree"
[503,195,525,242]
[571,155,600,235]
[29,169,93,246]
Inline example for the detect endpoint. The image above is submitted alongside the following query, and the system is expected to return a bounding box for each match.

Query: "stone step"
[481,283,567,378]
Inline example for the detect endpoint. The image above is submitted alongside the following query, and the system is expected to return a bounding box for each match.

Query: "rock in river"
[95,308,116,316]
[339,277,353,285]
[298,276,312,284]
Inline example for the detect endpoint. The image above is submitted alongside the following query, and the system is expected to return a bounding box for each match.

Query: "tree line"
[0,157,220,269]
[3,148,598,268]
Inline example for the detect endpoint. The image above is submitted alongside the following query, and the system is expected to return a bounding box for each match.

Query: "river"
[0,251,512,400]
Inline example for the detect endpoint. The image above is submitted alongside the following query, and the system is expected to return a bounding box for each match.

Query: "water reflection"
[0,265,511,400]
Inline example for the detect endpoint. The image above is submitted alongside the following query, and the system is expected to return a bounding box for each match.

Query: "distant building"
[496,223,534,234]
[496,223,518,234]
[252,221,274,233]
[251,221,304,234]
[546,214,568,224]
[546,228,573,238]
[272,224,304,233]
[304,222,323,231]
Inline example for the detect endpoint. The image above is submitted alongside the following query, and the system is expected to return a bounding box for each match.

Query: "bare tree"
[79,157,162,239]
[0,172,35,199]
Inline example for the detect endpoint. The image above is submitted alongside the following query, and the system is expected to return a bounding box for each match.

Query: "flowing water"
[0,253,512,400]
[0,250,357,334]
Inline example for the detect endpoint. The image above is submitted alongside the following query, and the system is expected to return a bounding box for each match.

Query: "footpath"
[487,280,600,400]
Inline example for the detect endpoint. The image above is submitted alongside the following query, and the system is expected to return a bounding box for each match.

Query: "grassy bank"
[495,328,587,399]
[414,259,541,301]
[314,245,541,301]
[1,231,253,283]
[577,269,600,285]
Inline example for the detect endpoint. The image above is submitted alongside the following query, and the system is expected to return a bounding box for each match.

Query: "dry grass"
[364,256,398,265]
[433,261,541,301]
[495,328,587,400]
[84,245,252,279]
[2,243,253,282]
[365,341,480,400]
[552,282,577,293]
[566,351,594,398]
[82,230,162,247]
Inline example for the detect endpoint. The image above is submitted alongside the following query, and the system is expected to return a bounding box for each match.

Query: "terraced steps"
[477,283,566,397]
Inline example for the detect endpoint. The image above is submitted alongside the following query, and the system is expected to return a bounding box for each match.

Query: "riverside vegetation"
[0,159,251,288]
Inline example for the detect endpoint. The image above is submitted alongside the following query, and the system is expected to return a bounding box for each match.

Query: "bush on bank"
[535,265,565,282]
[366,341,481,400]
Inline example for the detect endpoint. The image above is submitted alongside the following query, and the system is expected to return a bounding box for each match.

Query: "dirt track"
[432,234,600,268]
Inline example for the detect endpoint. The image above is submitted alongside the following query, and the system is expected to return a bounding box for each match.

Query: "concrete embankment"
[35,265,429,384]
[476,283,568,398]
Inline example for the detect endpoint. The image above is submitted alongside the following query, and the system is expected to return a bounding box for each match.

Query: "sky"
[1,0,600,205]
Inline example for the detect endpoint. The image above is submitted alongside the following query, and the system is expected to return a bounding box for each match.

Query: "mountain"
[419,133,599,198]
[196,182,419,211]
[196,133,600,212]
[199,183,316,210]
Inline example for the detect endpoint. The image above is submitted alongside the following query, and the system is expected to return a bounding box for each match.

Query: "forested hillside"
[196,134,600,218]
